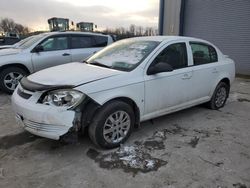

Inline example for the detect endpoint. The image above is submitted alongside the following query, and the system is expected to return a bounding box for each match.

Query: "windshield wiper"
[90,61,111,68]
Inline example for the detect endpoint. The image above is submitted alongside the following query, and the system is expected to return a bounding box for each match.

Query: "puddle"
[238,98,250,103]
[188,136,200,148]
[0,132,40,149]
[86,125,194,175]
[87,145,167,176]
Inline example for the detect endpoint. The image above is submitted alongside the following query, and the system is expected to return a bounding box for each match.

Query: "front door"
[144,42,194,117]
[31,35,72,71]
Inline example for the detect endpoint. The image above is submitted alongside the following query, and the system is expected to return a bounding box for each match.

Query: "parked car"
[0,36,35,50]
[12,36,235,149]
[0,34,20,46]
[0,32,113,93]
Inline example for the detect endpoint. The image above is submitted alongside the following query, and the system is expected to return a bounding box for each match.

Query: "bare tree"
[102,25,157,40]
[129,24,135,36]
[0,18,30,35]
[136,26,143,36]
[0,18,16,33]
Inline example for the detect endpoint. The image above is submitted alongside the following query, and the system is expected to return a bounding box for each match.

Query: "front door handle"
[62,53,71,56]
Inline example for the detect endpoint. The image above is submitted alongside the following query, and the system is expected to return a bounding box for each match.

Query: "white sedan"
[12,36,235,149]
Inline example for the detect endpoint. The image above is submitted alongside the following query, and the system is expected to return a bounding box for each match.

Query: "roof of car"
[42,31,110,37]
[128,36,210,43]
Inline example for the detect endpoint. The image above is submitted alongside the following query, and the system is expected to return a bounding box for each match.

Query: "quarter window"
[152,43,188,70]
[190,42,218,65]
[40,36,68,51]
[71,36,95,49]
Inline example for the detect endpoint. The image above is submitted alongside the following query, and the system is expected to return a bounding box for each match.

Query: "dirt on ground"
[0,78,250,188]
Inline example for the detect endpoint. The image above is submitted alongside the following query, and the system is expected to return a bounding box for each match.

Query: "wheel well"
[220,78,230,87]
[0,64,30,74]
[219,78,230,97]
[104,97,141,128]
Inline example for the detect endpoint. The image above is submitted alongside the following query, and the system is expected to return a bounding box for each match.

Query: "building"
[159,0,250,75]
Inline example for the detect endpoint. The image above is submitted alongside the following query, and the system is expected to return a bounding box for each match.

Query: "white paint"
[28,62,122,86]
[11,36,235,140]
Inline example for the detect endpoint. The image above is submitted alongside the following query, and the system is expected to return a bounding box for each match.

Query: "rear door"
[31,35,71,71]
[70,35,108,62]
[188,42,219,99]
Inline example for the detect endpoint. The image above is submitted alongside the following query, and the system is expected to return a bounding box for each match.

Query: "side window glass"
[94,36,108,47]
[40,37,68,51]
[71,36,94,49]
[153,43,188,70]
[190,43,218,65]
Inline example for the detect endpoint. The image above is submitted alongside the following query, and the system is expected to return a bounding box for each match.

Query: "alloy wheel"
[103,110,131,144]
[215,87,227,108]
[3,72,24,91]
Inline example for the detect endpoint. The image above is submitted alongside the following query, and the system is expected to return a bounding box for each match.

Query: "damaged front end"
[12,77,100,142]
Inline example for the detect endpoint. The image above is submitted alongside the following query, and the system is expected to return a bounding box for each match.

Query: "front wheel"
[0,67,27,94]
[88,101,135,149]
[207,82,229,110]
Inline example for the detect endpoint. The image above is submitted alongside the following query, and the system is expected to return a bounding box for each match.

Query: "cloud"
[0,0,159,31]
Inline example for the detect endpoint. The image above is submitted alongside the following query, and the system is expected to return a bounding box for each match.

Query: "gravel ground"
[0,78,249,188]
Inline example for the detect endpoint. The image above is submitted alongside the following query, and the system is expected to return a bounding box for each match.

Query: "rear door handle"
[62,53,71,56]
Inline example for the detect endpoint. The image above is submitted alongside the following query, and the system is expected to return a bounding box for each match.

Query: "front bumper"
[12,86,75,140]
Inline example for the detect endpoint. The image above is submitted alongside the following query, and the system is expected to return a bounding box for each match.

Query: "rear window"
[71,36,95,49]
[190,42,218,65]
[94,36,108,47]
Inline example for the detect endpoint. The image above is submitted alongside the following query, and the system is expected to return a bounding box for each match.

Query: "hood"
[27,62,122,87]
[0,48,21,56]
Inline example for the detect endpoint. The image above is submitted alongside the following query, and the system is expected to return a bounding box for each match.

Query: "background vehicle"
[0,36,35,50]
[0,33,20,47]
[12,36,235,149]
[0,32,113,93]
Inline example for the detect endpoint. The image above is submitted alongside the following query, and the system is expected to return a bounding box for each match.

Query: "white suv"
[12,36,235,149]
[0,32,113,93]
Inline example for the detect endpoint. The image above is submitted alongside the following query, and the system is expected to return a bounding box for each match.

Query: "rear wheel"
[0,67,27,94]
[207,82,229,110]
[88,101,134,149]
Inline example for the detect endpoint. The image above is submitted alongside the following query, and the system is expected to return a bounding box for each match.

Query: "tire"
[0,67,27,94]
[88,101,135,149]
[207,82,229,110]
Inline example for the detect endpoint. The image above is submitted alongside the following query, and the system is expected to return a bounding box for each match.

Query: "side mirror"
[147,62,173,75]
[33,45,44,53]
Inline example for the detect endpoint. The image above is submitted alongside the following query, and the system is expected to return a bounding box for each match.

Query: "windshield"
[87,39,160,71]
[13,36,34,47]
[18,34,47,49]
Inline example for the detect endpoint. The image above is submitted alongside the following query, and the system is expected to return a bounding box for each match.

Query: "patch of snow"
[117,146,136,155]
[120,155,136,162]
[145,160,155,169]
[95,49,143,66]
[154,131,165,138]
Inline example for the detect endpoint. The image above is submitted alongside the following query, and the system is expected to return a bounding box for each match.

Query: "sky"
[0,0,159,31]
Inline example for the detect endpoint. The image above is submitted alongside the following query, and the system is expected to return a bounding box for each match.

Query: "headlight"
[42,89,85,109]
